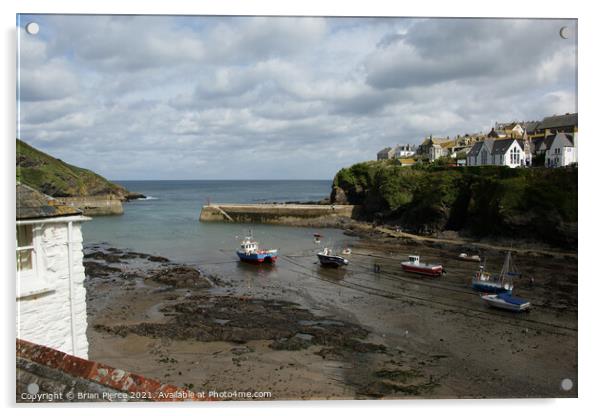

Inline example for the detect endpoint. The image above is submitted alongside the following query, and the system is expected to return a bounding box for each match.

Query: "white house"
[16,183,91,358]
[545,133,577,168]
[393,144,416,158]
[466,138,525,168]
[490,138,526,168]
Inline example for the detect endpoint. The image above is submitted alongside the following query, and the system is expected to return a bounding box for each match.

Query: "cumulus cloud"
[17,15,577,179]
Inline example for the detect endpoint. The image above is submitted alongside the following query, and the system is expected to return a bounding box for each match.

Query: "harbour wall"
[199,203,360,226]
[55,195,124,216]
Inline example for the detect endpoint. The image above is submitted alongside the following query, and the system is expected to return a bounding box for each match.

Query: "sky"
[17,15,577,180]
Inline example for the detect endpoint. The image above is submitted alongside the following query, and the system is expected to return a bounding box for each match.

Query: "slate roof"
[17,183,81,220]
[523,121,540,133]
[491,138,524,155]
[537,113,578,130]
[467,139,495,157]
[552,133,575,147]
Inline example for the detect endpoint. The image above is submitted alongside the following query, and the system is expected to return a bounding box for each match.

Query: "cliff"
[16,139,143,215]
[330,160,577,249]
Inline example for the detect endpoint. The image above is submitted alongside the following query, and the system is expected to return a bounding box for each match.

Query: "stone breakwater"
[199,203,360,226]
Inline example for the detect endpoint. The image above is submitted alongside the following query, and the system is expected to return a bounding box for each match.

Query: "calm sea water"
[82,180,349,264]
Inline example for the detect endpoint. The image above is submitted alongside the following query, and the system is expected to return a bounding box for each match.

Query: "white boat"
[317,247,349,267]
[458,253,481,262]
[481,293,531,312]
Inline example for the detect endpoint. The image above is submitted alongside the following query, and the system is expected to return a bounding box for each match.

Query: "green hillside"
[16,139,132,199]
[331,160,577,248]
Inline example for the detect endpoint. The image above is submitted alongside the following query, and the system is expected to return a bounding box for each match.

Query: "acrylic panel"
[16,14,578,402]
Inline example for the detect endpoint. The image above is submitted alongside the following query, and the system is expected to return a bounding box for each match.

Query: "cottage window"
[481,151,487,165]
[16,223,52,298]
[16,225,34,271]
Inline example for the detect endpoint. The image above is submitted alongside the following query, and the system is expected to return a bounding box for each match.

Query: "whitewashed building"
[393,144,416,158]
[16,183,91,358]
[545,133,577,168]
[466,138,525,168]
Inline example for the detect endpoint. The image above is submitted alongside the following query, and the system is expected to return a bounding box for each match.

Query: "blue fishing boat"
[236,235,278,264]
[471,251,518,293]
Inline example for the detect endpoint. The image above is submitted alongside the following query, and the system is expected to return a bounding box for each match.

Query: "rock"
[148,255,170,263]
[149,266,212,289]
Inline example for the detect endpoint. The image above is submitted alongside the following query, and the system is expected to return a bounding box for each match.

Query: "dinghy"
[458,253,481,262]
[481,292,531,312]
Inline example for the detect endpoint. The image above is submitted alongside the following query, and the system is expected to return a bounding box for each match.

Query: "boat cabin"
[407,255,420,264]
[240,238,258,253]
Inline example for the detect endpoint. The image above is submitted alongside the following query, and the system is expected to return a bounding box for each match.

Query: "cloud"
[17,15,577,180]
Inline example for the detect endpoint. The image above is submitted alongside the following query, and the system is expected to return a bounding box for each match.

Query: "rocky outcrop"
[331,161,578,249]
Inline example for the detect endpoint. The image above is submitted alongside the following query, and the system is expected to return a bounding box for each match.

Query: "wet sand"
[84,231,577,400]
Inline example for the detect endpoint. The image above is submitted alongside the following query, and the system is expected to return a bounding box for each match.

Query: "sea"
[82,180,351,265]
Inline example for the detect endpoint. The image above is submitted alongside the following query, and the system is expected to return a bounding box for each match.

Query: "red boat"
[401,255,443,277]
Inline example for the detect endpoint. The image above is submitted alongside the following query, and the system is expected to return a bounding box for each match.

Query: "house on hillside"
[467,139,494,166]
[491,138,526,168]
[16,183,90,358]
[419,136,449,157]
[393,144,416,158]
[535,113,578,137]
[495,122,525,138]
[545,133,577,168]
[377,147,395,160]
[467,138,526,168]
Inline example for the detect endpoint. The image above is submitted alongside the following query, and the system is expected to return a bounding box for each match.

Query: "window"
[16,223,52,298]
[481,151,487,165]
[16,225,34,272]
[510,147,520,165]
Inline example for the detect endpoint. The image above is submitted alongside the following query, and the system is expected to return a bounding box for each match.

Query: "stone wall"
[16,221,89,358]
[55,195,124,216]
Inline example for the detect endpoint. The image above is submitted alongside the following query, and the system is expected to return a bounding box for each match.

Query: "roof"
[17,339,209,402]
[537,113,578,130]
[551,132,575,148]
[523,121,540,133]
[398,158,416,164]
[467,139,495,157]
[17,183,82,220]
[487,128,499,138]
[377,147,392,154]
[491,138,524,155]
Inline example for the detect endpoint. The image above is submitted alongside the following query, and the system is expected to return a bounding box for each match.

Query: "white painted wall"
[545,136,577,167]
[16,220,89,359]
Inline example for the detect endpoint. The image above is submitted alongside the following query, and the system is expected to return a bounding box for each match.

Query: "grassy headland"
[331,160,577,249]
[16,139,141,200]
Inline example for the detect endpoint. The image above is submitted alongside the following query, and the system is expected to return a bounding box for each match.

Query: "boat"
[341,248,352,255]
[317,247,349,267]
[313,233,322,243]
[401,255,443,277]
[236,235,278,264]
[458,253,481,262]
[481,292,531,312]
[471,251,518,293]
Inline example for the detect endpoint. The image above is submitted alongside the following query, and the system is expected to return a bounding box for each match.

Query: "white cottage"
[16,183,91,358]
[466,139,494,166]
[545,133,577,168]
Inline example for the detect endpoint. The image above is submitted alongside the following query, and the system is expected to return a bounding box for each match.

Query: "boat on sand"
[401,255,443,277]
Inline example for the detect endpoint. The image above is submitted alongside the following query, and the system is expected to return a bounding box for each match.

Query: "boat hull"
[237,251,277,264]
[472,281,512,294]
[317,254,349,267]
[401,263,443,276]
[481,294,531,312]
